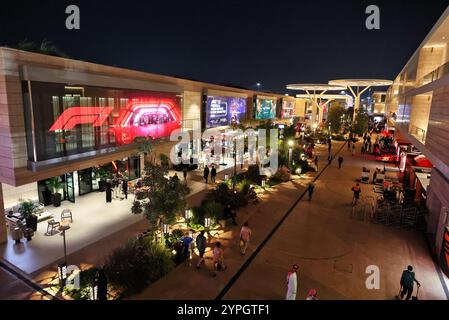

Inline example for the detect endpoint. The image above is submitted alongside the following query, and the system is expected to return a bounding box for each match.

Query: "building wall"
[426,86,449,168]
[182,90,202,130]
[409,94,432,141]
[294,98,307,118]
[417,47,445,80]
[0,49,29,186]
[1,182,38,209]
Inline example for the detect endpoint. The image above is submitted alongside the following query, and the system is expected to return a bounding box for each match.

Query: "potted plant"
[46,177,64,207]
[18,199,38,232]
[97,168,111,192]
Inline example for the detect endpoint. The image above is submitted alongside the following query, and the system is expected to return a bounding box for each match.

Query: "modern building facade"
[385,6,449,275]
[0,47,301,245]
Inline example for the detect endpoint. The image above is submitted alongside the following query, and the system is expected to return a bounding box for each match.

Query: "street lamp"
[59,224,71,265]
[261,178,266,188]
[288,140,294,170]
[57,262,68,289]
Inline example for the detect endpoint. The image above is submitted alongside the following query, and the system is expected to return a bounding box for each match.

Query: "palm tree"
[134,136,154,164]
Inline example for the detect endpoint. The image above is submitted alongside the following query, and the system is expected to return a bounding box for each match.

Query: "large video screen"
[255,99,277,120]
[25,81,182,162]
[206,96,247,128]
[281,100,295,119]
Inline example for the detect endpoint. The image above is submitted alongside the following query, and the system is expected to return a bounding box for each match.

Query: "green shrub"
[246,165,262,184]
[202,200,225,222]
[104,238,174,296]
[274,166,291,182]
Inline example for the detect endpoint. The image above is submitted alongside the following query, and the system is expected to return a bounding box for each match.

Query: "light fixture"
[185,208,192,220]
[58,262,68,288]
[162,223,170,235]
[261,178,266,187]
[90,276,99,300]
[224,174,229,181]
[288,140,294,147]
[204,217,211,228]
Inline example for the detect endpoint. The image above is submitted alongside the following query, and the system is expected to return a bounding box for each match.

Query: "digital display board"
[282,100,295,119]
[206,96,247,128]
[255,99,277,120]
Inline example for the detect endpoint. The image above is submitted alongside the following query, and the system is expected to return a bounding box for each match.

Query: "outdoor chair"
[46,219,60,236]
[401,207,417,228]
[387,204,402,226]
[61,209,73,223]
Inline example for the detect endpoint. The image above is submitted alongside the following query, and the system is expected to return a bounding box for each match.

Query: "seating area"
[373,195,427,230]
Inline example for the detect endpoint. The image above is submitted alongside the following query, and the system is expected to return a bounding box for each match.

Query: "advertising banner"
[255,99,276,120]
[281,100,295,119]
[206,96,247,128]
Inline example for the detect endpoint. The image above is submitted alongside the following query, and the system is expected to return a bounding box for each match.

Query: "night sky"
[1,0,448,94]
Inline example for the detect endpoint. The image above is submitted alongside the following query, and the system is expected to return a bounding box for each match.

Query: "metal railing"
[409,125,427,144]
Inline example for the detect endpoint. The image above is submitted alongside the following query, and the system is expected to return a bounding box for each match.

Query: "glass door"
[78,168,93,196]
[65,172,75,203]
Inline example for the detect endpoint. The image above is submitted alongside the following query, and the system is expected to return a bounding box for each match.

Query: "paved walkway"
[222,140,449,300]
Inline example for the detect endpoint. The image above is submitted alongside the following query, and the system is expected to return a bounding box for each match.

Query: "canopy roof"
[328,79,393,87]
[286,84,347,91]
[296,94,352,100]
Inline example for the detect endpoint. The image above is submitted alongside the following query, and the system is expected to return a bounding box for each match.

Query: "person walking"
[122,178,128,200]
[183,166,188,182]
[351,183,361,205]
[352,143,356,156]
[307,182,315,201]
[203,165,210,184]
[398,265,421,300]
[327,154,332,165]
[239,222,252,255]
[338,156,344,169]
[195,231,207,269]
[212,242,227,276]
[314,156,319,169]
[105,179,112,203]
[211,165,217,183]
[347,140,351,151]
[373,168,378,184]
[305,289,318,300]
[180,232,194,263]
[286,264,299,300]
[328,141,332,154]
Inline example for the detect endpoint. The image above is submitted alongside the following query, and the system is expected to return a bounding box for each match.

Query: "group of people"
[105,174,128,203]
[203,165,218,184]
[181,222,252,276]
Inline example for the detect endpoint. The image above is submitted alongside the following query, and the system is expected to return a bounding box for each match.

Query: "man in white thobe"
[286,264,299,300]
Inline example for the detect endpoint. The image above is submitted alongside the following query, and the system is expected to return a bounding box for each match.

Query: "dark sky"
[1,0,448,94]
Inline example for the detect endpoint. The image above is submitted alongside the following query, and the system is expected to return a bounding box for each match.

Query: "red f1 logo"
[49,107,113,131]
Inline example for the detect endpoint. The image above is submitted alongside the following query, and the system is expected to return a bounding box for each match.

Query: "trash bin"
[11,228,23,244]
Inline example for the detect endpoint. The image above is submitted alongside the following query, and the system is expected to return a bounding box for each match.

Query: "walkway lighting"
[58,262,68,288]
[204,217,211,228]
